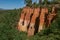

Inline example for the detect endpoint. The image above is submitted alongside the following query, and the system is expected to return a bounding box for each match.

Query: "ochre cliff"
[17,6,56,37]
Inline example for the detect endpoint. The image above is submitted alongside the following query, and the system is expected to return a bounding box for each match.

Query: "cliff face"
[17,6,56,36]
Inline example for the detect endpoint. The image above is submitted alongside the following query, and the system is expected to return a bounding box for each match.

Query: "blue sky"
[0,0,38,9]
[0,0,25,9]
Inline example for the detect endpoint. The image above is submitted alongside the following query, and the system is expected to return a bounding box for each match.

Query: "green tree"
[39,0,49,7]
[39,0,42,4]
[24,0,32,7]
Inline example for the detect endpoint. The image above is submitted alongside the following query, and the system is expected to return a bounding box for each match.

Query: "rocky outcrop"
[17,6,56,37]
[47,7,56,27]
[38,8,48,32]
[27,7,40,36]
[18,7,28,32]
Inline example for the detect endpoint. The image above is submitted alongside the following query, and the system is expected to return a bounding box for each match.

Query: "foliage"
[0,8,60,40]
[24,0,32,7]
[0,9,27,40]
[0,0,60,40]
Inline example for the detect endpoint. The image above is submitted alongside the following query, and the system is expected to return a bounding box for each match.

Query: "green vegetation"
[0,0,60,40]
[0,8,60,40]
[24,0,32,7]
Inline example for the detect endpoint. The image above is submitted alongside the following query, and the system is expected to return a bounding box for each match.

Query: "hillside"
[0,8,60,40]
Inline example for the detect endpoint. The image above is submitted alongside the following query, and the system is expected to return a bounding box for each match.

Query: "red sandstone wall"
[47,7,56,27]
[17,6,56,37]
[18,7,29,32]
[27,8,40,36]
[38,8,48,32]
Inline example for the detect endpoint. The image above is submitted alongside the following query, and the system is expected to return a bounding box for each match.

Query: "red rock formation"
[18,7,29,32]
[39,11,44,32]
[17,6,57,37]
[27,7,40,36]
[47,7,56,27]
[38,8,48,32]
[24,7,34,32]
